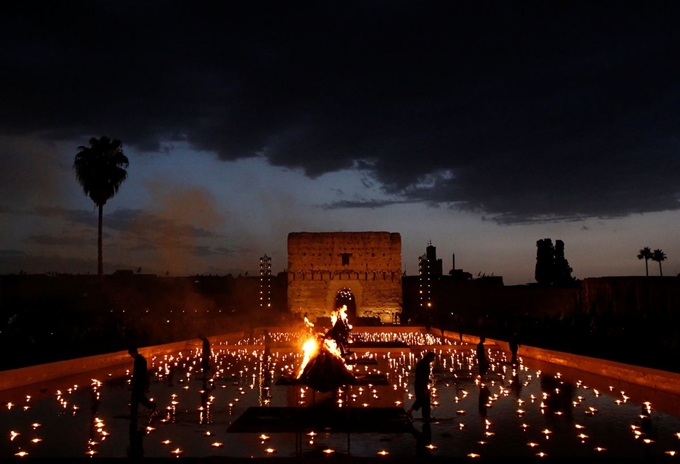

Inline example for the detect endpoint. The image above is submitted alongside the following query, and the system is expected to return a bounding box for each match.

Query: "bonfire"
[296,317,356,392]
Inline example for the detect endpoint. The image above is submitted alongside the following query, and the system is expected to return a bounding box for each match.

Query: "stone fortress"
[287,232,402,323]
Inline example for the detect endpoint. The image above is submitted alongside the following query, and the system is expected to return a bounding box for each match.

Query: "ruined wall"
[287,232,402,323]
[580,276,680,318]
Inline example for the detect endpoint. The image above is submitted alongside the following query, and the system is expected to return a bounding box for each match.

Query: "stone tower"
[287,232,402,323]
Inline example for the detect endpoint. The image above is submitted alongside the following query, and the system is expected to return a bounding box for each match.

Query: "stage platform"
[226,406,412,433]
[275,373,389,386]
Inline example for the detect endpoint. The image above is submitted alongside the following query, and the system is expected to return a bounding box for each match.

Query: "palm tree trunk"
[98,204,103,276]
[645,259,649,277]
[659,262,663,277]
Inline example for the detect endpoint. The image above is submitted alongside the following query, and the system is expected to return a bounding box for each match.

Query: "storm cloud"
[1,1,679,224]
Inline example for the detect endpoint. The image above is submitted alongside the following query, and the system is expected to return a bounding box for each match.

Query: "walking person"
[406,351,436,422]
[128,346,156,418]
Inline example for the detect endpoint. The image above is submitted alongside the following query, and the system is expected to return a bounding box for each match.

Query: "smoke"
[0,135,71,209]
[124,180,227,275]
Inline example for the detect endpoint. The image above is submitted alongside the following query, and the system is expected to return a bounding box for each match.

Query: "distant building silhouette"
[260,254,272,310]
[418,241,442,312]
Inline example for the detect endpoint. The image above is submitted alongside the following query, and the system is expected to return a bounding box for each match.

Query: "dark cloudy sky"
[1,1,678,284]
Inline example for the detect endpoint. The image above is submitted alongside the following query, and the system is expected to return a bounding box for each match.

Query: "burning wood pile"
[295,306,355,392]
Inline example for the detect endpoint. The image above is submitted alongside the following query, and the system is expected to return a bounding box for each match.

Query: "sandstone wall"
[287,232,402,322]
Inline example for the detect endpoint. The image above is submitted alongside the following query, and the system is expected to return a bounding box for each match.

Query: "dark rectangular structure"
[226,406,412,433]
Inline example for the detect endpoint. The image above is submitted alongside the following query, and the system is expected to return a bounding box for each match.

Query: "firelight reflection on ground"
[2,330,680,459]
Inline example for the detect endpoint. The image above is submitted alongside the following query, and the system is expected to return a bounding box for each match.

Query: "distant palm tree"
[651,249,667,277]
[637,247,652,277]
[73,136,129,276]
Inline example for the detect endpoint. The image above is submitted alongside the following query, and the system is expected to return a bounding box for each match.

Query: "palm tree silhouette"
[73,136,129,276]
[637,247,652,277]
[651,249,667,277]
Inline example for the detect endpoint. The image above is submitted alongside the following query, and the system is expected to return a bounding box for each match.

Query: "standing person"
[477,336,490,377]
[263,329,272,352]
[509,332,520,365]
[406,351,436,422]
[199,334,212,380]
[128,346,155,418]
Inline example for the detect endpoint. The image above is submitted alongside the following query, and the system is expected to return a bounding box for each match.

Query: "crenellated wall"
[287,232,402,322]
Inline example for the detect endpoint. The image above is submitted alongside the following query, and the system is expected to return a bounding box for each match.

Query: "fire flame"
[296,335,351,378]
[297,337,319,378]
[333,305,353,330]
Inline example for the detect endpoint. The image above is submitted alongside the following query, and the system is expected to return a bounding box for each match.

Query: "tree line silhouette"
[534,238,577,286]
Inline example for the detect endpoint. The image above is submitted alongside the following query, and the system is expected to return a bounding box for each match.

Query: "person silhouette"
[406,351,436,422]
[198,334,213,380]
[509,332,520,365]
[477,336,489,377]
[264,329,272,350]
[128,346,156,418]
